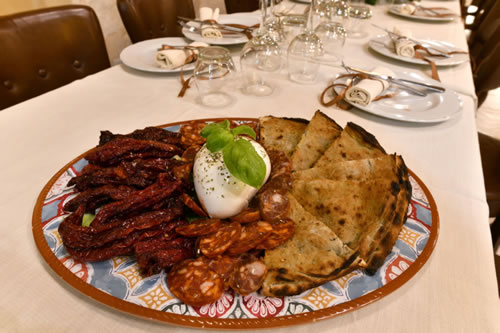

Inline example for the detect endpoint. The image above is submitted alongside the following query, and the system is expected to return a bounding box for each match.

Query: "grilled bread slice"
[259,116,308,158]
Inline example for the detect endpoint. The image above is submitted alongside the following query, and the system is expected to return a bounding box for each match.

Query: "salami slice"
[179,193,208,217]
[199,222,241,258]
[176,218,222,237]
[256,218,296,250]
[229,254,267,296]
[229,208,261,224]
[258,188,290,223]
[179,122,206,147]
[201,255,238,289]
[167,258,223,307]
[226,221,273,256]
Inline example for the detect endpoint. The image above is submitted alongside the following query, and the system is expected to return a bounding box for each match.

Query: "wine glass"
[264,0,285,46]
[194,46,236,107]
[346,4,373,39]
[240,0,282,96]
[287,0,324,84]
[314,21,346,63]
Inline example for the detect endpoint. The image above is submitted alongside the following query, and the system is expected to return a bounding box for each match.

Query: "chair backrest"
[117,0,195,43]
[224,0,259,14]
[0,5,110,111]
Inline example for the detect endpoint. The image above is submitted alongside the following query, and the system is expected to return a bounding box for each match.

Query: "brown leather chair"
[0,5,110,111]
[225,0,259,14]
[117,0,195,43]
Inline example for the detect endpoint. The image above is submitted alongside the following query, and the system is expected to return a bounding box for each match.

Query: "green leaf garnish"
[200,121,266,188]
[82,213,96,227]
[231,125,256,139]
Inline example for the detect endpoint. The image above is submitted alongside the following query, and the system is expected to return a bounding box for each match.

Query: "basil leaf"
[82,213,96,227]
[200,120,230,138]
[206,129,234,153]
[223,139,266,189]
[231,125,256,139]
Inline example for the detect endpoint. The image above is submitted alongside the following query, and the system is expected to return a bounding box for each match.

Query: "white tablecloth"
[1,1,499,332]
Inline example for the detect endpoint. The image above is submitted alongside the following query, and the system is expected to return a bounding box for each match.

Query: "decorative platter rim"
[32,117,440,330]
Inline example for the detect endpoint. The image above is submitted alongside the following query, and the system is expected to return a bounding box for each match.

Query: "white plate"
[182,13,260,45]
[334,70,462,123]
[388,5,456,22]
[369,35,468,67]
[120,37,197,73]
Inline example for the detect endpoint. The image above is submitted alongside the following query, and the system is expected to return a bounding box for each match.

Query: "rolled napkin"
[392,27,415,58]
[199,7,223,40]
[345,66,395,106]
[155,42,209,69]
[399,4,416,15]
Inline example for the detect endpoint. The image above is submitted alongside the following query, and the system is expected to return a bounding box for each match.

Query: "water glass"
[193,46,236,107]
[346,4,373,38]
[314,21,346,62]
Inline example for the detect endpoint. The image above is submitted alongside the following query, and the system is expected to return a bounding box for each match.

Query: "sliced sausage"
[256,218,296,250]
[258,188,290,223]
[226,221,273,256]
[176,218,222,237]
[179,122,206,147]
[199,222,241,258]
[179,193,208,217]
[201,255,238,289]
[229,208,261,224]
[167,258,224,307]
[229,254,267,296]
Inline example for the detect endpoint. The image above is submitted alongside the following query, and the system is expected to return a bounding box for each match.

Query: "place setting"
[388,1,458,22]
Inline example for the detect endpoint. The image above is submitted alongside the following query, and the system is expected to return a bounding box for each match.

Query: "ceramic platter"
[33,118,439,329]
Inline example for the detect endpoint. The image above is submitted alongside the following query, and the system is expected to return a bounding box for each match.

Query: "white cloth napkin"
[155,42,209,69]
[400,3,417,15]
[392,27,415,58]
[345,66,395,106]
[199,7,223,40]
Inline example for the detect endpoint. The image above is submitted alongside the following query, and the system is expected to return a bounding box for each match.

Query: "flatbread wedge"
[314,122,386,169]
[262,195,363,297]
[259,115,308,158]
[290,110,342,172]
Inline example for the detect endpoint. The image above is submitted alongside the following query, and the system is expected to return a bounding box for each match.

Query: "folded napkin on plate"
[345,66,395,106]
[392,27,415,58]
[199,7,223,40]
[399,4,417,15]
[155,42,209,69]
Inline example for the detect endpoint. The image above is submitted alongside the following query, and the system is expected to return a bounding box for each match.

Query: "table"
[1,1,499,332]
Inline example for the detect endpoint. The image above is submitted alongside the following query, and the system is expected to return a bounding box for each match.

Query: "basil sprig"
[200,120,266,189]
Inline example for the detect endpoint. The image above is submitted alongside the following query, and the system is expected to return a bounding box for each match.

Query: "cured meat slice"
[181,145,201,162]
[199,222,241,258]
[258,188,290,223]
[176,218,222,237]
[229,208,261,224]
[226,221,273,256]
[179,193,207,217]
[167,258,224,307]
[201,255,238,289]
[256,219,296,250]
[229,254,267,296]
[179,122,206,147]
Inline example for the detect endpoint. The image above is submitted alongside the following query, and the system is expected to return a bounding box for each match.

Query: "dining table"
[1,0,499,332]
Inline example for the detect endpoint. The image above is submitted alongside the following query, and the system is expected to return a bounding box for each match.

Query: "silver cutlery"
[371,24,452,58]
[177,16,253,34]
[342,62,446,95]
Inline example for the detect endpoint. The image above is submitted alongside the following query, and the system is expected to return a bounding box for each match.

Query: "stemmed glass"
[239,0,282,96]
[287,0,324,84]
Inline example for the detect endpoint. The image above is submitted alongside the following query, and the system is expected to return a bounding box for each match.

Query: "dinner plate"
[388,5,456,22]
[120,37,197,73]
[33,118,439,329]
[334,71,463,123]
[182,14,260,45]
[369,35,469,67]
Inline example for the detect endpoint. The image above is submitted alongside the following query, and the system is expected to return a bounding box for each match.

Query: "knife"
[177,16,254,34]
[343,63,446,95]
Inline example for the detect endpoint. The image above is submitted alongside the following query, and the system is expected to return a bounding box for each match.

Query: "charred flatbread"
[259,116,308,158]
[290,110,342,172]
